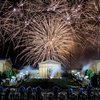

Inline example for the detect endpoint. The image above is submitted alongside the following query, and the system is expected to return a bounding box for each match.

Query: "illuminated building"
[38,60,62,78]
[91,60,100,73]
[0,59,12,72]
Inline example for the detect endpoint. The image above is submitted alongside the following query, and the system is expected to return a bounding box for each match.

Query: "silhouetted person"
[78,87,84,100]
[87,84,92,100]
[9,88,15,100]
[0,86,3,99]
[66,87,73,100]
[66,88,70,100]
[36,86,43,100]
[47,93,54,100]
[26,86,32,100]
[31,87,36,100]
[32,87,36,93]
[52,85,60,100]
[14,89,20,100]
[19,86,25,100]
[58,93,65,100]
[4,88,10,100]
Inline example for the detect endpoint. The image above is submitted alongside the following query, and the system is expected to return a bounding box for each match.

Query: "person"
[9,88,15,100]
[47,93,54,100]
[4,87,10,100]
[58,93,65,100]
[18,86,25,100]
[0,86,3,99]
[66,87,73,100]
[78,87,84,100]
[32,87,36,93]
[14,88,20,100]
[52,85,60,100]
[36,86,43,100]
[87,84,92,100]
[26,86,32,100]
[66,87,70,100]
[31,87,36,100]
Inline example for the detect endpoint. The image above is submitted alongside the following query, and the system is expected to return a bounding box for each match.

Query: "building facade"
[38,60,62,78]
[0,59,12,72]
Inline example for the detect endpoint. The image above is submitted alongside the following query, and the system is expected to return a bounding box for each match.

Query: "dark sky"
[0,0,100,69]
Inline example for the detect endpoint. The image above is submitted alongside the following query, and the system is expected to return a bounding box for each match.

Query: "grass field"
[17,76,87,89]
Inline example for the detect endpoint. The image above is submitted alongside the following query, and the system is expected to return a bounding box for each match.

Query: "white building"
[0,59,12,72]
[91,60,100,73]
[38,60,62,78]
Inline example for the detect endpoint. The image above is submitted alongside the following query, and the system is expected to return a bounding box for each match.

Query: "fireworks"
[15,14,80,66]
[0,0,100,66]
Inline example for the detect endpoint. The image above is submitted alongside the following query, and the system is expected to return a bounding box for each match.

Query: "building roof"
[39,60,61,65]
[0,59,12,65]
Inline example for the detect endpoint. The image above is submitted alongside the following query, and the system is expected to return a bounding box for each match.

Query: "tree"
[85,69,93,79]
[2,68,16,79]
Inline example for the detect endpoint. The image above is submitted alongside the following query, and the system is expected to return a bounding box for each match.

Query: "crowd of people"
[0,84,100,100]
[0,70,100,100]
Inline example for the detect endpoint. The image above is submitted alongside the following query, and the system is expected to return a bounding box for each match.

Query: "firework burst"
[74,0,100,48]
[0,0,100,67]
[14,14,80,66]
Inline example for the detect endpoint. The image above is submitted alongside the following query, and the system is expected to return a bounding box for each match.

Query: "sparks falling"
[0,0,100,67]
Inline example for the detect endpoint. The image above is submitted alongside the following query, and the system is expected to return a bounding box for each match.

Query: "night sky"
[0,0,100,69]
